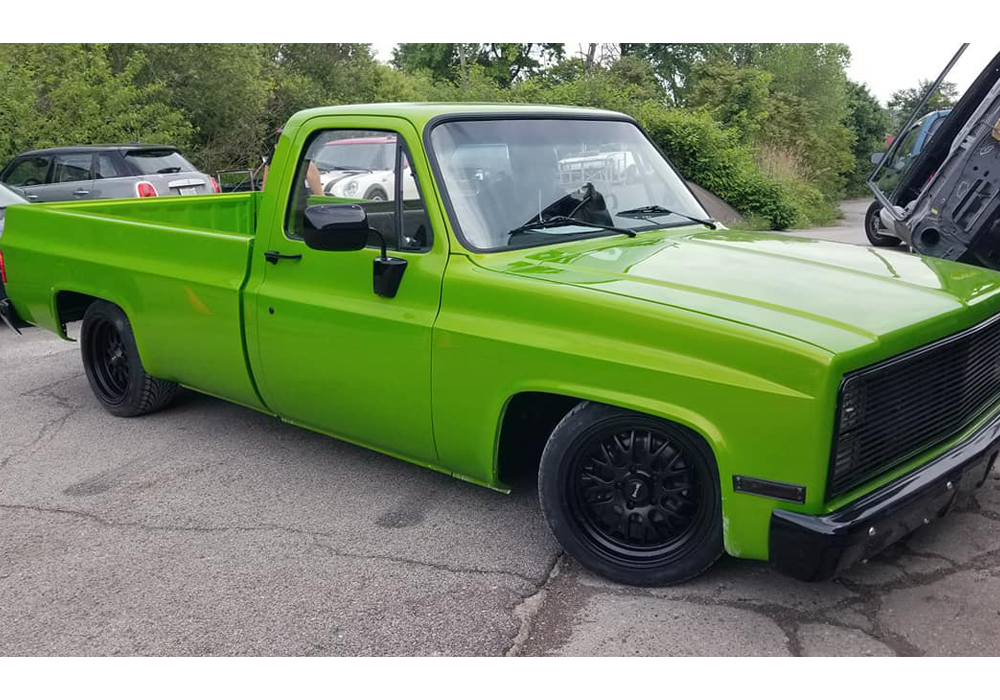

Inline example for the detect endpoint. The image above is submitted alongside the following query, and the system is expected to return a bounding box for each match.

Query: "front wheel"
[364,186,388,202]
[81,301,178,417]
[538,402,723,586]
[864,200,901,247]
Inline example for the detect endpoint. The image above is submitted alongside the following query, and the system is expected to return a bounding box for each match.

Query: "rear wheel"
[538,402,723,586]
[864,200,901,247]
[81,301,178,417]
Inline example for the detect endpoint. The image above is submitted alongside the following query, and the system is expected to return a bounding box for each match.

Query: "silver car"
[0,145,218,203]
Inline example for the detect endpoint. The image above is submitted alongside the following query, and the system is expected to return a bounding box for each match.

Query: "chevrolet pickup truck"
[3,103,1000,586]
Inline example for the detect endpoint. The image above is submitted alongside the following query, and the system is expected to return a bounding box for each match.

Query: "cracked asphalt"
[3,199,1000,656]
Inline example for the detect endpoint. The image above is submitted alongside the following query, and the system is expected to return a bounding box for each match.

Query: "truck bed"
[1,192,266,410]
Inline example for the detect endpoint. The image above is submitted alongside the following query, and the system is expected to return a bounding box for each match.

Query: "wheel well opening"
[497,392,581,489]
[56,291,98,327]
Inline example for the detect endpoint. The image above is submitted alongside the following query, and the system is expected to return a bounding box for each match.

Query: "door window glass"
[3,156,51,187]
[96,154,124,179]
[286,129,431,252]
[53,153,94,183]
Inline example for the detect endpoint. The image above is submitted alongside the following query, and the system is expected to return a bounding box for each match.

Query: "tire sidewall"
[81,301,149,417]
[538,402,723,586]
[864,200,901,247]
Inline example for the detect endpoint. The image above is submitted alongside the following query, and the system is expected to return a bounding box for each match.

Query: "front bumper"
[769,408,1000,581]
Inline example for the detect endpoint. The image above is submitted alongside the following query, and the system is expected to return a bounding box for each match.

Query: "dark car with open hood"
[869,45,1000,269]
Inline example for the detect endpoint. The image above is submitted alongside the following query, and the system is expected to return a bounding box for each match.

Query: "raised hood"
[472,228,1000,358]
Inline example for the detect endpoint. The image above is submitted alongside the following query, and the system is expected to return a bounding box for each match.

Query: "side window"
[95,154,123,179]
[287,129,431,252]
[3,156,51,187]
[53,153,94,183]
[873,122,922,195]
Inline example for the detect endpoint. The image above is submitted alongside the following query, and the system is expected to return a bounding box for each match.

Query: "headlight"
[344,181,359,197]
[837,375,866,432]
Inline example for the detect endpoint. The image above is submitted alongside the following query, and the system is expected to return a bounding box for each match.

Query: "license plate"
[178,186,198,196]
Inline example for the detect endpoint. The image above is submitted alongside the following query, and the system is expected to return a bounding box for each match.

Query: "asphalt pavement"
[3,199,1000,656]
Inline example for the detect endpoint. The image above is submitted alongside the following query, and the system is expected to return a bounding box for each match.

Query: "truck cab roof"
[288,103,629,130]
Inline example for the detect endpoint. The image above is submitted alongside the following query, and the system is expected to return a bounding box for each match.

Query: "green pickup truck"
[3,103,1000,586]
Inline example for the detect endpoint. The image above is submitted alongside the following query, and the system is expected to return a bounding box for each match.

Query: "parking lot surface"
[3,199,1000,656]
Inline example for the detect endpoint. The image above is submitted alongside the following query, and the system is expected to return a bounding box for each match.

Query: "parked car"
[3,104,1000,586]
[0,182,28,317]
[870,48,1000,268]
[313,135,417,201]
[0,145,219,203]
[865,109,951,246]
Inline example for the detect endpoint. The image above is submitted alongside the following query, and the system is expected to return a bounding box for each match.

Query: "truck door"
[249,119,447,465]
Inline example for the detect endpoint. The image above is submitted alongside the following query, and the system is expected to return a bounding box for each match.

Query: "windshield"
[429,118,709,251]
[124,149,196,175]
[313,141,395,172]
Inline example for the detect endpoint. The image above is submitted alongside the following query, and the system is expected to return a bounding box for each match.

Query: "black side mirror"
[301,202,408,299]
[302,203,370,251]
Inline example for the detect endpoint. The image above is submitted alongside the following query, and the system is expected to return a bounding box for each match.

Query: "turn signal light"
[135,181,158,198]
[0,249,7,284]
[210,176,221,194]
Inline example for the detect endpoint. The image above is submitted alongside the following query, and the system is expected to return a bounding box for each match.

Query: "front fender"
[431,256,839,561]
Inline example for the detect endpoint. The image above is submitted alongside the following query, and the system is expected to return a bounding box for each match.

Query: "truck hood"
[473,227,1000,356]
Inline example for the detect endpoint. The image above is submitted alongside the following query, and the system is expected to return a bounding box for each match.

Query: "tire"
[864,200,901,247]
[538,402,723,586]
[364,186,388,202]
[80,301,178,417]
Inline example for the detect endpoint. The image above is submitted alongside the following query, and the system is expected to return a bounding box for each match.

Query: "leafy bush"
[635,106,809,229]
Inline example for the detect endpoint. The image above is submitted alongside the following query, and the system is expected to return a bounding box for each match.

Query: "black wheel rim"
[567,426,704,565]
[869,210,883,234]
[87,318,129,403]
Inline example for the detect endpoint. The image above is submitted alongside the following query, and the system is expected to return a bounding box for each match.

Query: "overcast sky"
[372,43,995,106]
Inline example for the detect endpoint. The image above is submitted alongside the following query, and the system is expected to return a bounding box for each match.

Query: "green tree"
[688,63,773,140]
[269,43,384,111]
[110,43,277,171]
[621,43,722,103]
[843,81,891,191]
[0,44,192,168]
[887,79,959,129]
[392,43,564,88]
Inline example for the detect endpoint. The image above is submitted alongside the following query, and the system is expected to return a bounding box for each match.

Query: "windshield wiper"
[507,215,636,239]
[156,167,182,174]
[616,204,717,230]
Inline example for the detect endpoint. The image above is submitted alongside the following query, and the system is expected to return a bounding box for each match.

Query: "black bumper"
[769,409,1000,581]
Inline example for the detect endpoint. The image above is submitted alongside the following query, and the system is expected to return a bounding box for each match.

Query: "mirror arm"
[368,227,388,259]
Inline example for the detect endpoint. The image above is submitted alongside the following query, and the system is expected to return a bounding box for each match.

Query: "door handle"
[73,189,89,196]
[26,194,38,201]
[264,251,303,264]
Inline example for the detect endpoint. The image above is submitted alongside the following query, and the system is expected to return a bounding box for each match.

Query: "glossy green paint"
[3,192,265,410]
[5,103,1000,562]
[246,114,448,467]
